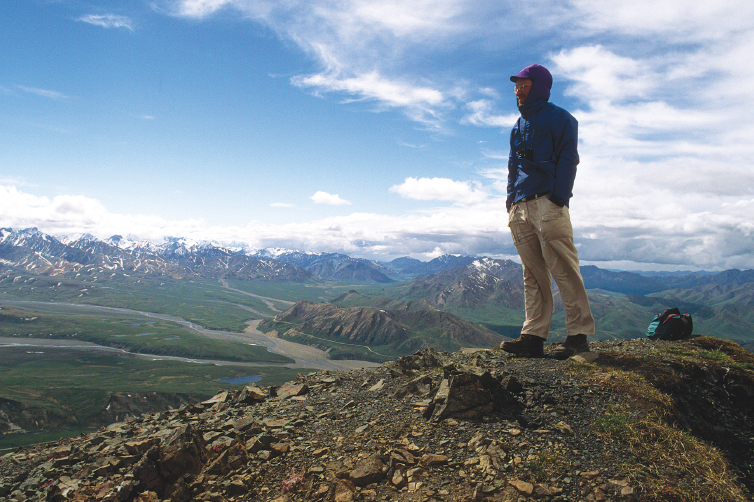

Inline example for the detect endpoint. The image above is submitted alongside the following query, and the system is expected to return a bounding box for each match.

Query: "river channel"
[0,300,380,372]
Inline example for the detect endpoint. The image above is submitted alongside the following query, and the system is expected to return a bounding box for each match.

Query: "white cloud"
[270,202,294,208]
[4,183,754,269]
[310,191,351,206]
[77,14,134,31]
[462,99,517,128]
[15,85,72,101]
[0,176,32,187]
[162,0,481,128]
[291,70,445,126]
[0,185,204,241]
[551,46,651,102]
[397,140,426,149]
[390,177,488,204]
[52,195,108,217]
[168,0,235,18]
[207,198,513,260]
[159,0,754,141]
[570,0,754,41]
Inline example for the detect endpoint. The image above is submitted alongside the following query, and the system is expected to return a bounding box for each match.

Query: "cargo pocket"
[540,201,572,241]
[508,204,535,246]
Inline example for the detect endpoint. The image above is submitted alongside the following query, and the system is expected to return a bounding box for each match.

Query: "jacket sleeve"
[550,110,579,207]
[506,127,517,211]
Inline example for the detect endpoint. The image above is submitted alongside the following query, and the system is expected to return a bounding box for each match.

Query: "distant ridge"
[386,254,477,276]
[256,250,395,283]
[580,265,754,295]
[257,299,502,360]
[407,257,524,310]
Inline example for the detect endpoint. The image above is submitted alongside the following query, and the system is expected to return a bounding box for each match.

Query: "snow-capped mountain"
[0,228,312,282]
[0,228,489,284]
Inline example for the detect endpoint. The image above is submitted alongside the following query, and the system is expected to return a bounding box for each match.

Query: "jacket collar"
[518,98,548,119]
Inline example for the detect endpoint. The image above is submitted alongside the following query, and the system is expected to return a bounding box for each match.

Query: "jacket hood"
[511,64,552,106]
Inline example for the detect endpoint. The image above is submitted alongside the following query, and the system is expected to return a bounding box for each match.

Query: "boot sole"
[501,348,544,358]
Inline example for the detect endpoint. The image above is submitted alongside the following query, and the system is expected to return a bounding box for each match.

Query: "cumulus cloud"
[548,41,754,204]
[310,191,351,206]
[570,0,754,41]
[0,185,204,241]
[390,177,488,204]
[4,182,754,269]
[0,184,507,260]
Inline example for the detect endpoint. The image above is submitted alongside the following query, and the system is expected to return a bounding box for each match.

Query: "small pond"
[218,375,262,385]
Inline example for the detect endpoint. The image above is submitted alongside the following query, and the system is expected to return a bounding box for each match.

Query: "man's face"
[514,78,532,105]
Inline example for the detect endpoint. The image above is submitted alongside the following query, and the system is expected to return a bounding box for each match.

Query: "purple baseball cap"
[510,64,553,90]
[510,64,552,104]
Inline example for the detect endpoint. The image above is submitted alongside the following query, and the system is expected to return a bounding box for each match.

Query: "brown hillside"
[1,337,752,501]
[258,301,502,353]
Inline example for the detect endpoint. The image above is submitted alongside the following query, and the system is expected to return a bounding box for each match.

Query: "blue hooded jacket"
[506,64,579,210]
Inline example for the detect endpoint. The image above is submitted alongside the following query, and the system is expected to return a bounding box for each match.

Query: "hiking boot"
[552,334,590,360]
[500,334,544,358]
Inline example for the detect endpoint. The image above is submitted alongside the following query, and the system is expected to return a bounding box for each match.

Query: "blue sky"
[2,0,754,271]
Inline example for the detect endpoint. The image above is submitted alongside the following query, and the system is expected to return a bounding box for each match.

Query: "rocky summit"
[1,338,753,502]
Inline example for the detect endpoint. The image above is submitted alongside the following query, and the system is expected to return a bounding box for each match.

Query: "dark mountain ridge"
[406,257,525,311]
[580,265,754,295]
[257,300,503,360]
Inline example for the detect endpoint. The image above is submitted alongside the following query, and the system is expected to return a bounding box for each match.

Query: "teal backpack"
[646,308,693,340]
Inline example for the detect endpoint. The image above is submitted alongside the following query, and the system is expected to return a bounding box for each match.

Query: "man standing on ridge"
[501,63,595,359]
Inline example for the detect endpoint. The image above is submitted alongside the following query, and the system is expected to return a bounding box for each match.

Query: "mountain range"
[2,227,754,350]
[0,228,495,285]
[5,226,752,289]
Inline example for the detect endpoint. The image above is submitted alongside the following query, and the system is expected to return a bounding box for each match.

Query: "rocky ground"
[1,337,752,502]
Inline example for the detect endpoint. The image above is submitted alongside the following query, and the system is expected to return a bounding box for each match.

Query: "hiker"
[500,64,595,359]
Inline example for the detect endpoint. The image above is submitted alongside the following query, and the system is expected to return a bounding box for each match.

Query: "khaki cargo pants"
[508,196,595,339]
